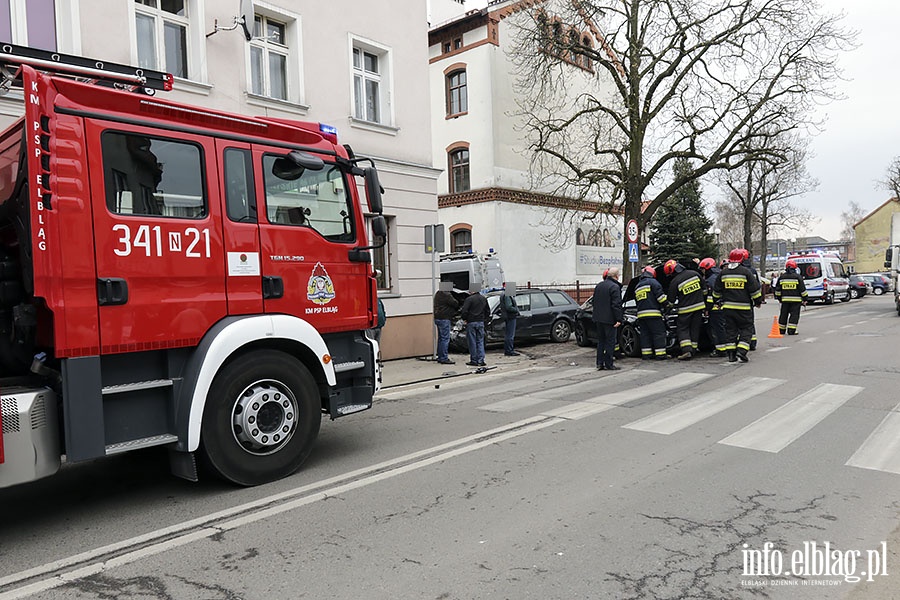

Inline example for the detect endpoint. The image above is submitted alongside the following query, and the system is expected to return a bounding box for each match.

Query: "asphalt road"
[1,295,899,599]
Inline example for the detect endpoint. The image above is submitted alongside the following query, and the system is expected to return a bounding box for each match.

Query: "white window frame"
[5,0,81,54]
[367,214,395,292]
[127,0,208,88]
[244,2,305,112]
[349,35,395,131]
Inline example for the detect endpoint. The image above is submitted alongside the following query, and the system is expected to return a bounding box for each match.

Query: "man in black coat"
[460,284,490,367]
[592,266,623,371]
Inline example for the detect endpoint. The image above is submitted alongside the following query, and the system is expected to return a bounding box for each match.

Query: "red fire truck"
[0,45,385,488]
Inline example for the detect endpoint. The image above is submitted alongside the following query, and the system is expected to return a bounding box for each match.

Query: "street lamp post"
[714,228,721,260]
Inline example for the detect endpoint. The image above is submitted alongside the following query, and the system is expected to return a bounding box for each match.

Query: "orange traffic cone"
[767,316,783,339]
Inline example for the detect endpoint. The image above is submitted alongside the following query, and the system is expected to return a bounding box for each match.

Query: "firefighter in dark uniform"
[664,259,707,360]
[713,248,762,362]
[774,259,808,335]
[699,257,727,357]
[634,265,669,359]
[740,249,761,350]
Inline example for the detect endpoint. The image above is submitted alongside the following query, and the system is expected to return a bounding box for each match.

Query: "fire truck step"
[101,379,175,395]
[333,361,366,373]
[105,434,178,455]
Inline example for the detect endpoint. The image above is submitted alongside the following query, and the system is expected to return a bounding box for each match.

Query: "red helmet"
[643,266,656,277]
[742,249,750,260]
[663,259,678,275]
[729,248,746,262]
[785,259,797,269]
[698,258,716,270]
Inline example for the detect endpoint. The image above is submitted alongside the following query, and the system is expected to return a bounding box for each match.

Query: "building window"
[367,215,393,290]
[353,47,381,122]
[0,0,60,51]
[453,37,462,50]
[442,41,451,54]
[449,148,470,193]
[249,15,288,100]
[351,38,391,125]
[446,69,467,116]
[451,229,472,253]
[134,0,190,79]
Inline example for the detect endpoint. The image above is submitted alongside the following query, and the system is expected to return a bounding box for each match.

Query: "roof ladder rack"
[0,43,173,93]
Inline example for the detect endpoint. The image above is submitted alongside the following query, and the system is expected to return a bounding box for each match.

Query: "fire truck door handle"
[97,278,129,306]
[262,276,284,299]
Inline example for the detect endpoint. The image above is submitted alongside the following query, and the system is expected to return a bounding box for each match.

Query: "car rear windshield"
[799,262,822,279]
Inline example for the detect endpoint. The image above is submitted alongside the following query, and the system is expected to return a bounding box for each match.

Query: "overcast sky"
[800,0,898,240]
[459,0,894,240]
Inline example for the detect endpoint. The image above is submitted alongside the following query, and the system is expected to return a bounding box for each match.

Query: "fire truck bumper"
[0,387,60,489]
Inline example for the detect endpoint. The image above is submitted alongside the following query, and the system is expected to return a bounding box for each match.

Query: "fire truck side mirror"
[272,150,324,180]
[371,215,387,240]
[364,167,384,214]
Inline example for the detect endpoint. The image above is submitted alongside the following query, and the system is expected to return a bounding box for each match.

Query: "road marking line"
[846,402,900,475]
[480,395,552,412]
[623,377,785,435]
[0,415,564,599]
[719,383,862,453]
[800,337,818,343]
[840,324,853,329]
[542,372,714,420]
[766,347,788,352]
[418,367,577,405]
[377,366,553,398]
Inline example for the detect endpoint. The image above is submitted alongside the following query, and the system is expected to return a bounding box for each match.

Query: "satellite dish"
[240,0,255,41]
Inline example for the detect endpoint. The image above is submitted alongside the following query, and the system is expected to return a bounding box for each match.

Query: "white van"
[440,252,505,292]
[787,252,850,304]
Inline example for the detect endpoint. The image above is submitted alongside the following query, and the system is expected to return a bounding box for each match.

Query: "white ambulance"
[786,251,850,304]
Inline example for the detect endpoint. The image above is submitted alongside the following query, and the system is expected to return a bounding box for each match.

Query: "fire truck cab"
[0,45,384,488]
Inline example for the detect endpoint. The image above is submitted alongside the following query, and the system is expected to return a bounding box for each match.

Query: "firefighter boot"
[737,350,749,363]
[728,350,737,363]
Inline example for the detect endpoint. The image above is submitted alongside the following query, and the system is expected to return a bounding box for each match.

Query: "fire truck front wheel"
[200,349,322,486]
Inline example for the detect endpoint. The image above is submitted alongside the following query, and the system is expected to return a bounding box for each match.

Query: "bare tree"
[509,0,853,268]
[839,200,866,241]
[877,156,900,202]
[718,132,818,271]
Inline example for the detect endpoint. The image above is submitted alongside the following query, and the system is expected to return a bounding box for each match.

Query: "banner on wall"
[575,223,624,277]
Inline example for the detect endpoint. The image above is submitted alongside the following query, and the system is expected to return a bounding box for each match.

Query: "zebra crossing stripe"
[542,372,714,421]
[845,404,900,475]
[478,370,653,412]
[622,377,785,435]
[719,383,862,453]
[418,367,576,406]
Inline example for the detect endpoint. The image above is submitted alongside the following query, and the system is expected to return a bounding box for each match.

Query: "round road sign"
[626,219,639,243]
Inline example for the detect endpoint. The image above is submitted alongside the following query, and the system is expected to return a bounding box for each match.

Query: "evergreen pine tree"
[649,158,718,264]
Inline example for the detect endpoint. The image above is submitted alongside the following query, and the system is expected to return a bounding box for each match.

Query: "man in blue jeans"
[433,281,459,365]
[592,266,623,370]
[460,283,489,367]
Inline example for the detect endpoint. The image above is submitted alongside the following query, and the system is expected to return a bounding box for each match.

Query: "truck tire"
[200,349,321,486]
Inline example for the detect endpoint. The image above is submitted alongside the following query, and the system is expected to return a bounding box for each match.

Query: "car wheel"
[875,287,884,295]
[200,350,321,486]
[825,291,834,305]
[620,322,640,358]
[840,293,850,302]
[550,318,572,343]
[574,322,591,347]
[850,288,858,299]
